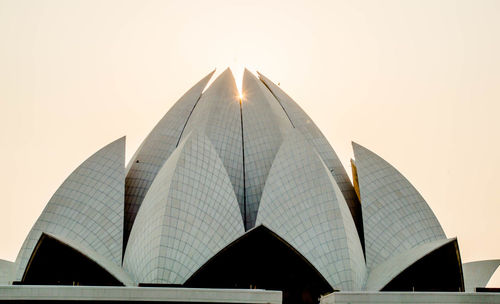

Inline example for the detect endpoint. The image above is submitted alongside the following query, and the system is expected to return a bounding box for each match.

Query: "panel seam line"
[176,93,203,147]
[259,80,295,128]
[239,98,247,230]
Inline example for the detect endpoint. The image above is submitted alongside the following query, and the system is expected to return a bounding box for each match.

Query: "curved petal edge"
[124,70,215,247]
[124,131,245,284]
[14,137,125,281]
[353,142,446,270]
[256,130,366,291]
[365,238,458,291]
[463,259,500,291]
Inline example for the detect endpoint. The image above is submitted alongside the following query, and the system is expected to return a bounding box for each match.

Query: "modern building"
[0,69,498,304]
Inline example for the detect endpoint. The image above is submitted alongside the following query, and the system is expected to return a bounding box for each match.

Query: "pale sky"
[1,0,499,286]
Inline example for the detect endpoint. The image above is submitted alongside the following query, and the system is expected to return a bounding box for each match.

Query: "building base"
[0,285,282,304]
[320,291,500,304]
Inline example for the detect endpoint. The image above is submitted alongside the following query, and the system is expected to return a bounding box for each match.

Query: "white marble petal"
[256,130,366,291]
[241,69,292,228]
[258,72,362,238]
[463,259,500,291]
[353,142,446,270]
[364,238,456,291]
[179,69,245,223]
[15,137,125,280]
[124,132,245,284]
[125,71,214,245]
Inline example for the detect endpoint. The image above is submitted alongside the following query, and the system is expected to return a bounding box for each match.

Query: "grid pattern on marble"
[124,71,214,247]
[0,260,14,285]
[364,238,454,291]
[325,159,367,289]
[179,68,245,221]
[15,137,125,281]
[256,130,365,291]
[257,72,362,237]
[124,132,245,284]
[241,70,293,229]
[463,259,500,291]
[352,142,446,270]
[124,135,187,283]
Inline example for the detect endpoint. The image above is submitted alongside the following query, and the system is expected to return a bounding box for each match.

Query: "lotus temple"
[0,68,499,304]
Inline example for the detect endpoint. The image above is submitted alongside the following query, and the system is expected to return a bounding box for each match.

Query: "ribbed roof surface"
[463,259,500,291]
[240,69,292,228]
[258,72,363,238]
[124,71,214,248]
[353,142,446,270]
[256,130,366,290]
[13,69,466,294]
[15,137,125,280]
[124,68,362,234]
[364,238,456,291]
[124,132,244,284]
[179,69,245,223]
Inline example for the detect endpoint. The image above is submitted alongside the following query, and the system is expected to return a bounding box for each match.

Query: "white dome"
[12,69,468,300]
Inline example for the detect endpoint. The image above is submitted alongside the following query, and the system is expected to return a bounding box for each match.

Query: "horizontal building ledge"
[0,285,282,304]
[321,291,500,304]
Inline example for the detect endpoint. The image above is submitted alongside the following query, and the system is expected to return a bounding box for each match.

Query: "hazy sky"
[1,0,499,285]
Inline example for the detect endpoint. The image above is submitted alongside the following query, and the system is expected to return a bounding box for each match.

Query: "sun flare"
[230,64,244,100]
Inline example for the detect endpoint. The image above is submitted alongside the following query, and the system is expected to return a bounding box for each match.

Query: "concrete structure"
[352,142,446,271]
[320,291,500,304]
[2,69,498,303]
[124,132,245,284]
[364,238,458,291]
[124,71,215,249]
[0,286,281,304]
[258,72,363,242]
[241,70,292,228]
[179,69,245,224]
[255,130,366,291]
[14,137,127,284]
[463,260,500,292]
